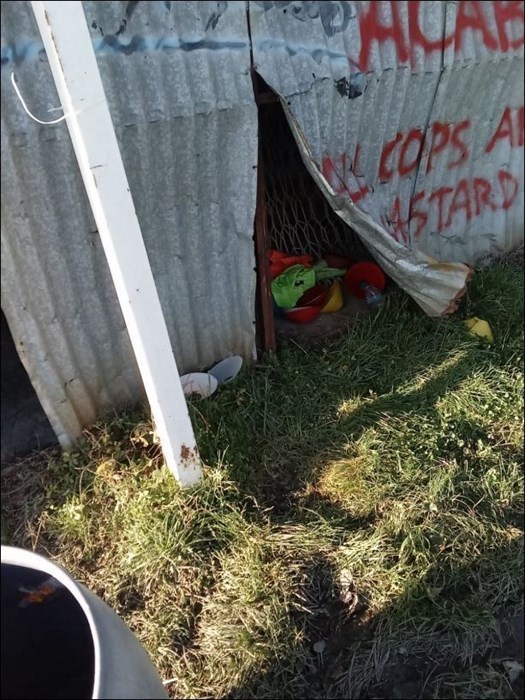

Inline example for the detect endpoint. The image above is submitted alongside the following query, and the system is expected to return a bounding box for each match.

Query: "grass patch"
[2,258,523,699]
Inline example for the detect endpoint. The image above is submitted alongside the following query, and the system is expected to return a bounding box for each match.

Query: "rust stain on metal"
[252,71,276,353]
[180,443,197,464]
[441,266,473,316]
[254,144,276,353]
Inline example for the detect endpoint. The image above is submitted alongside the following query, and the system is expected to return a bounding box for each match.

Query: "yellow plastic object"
[321,280,343,313]
[464,317,493,343]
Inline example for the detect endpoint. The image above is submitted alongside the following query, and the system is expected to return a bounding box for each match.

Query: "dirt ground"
[275,291,372,346]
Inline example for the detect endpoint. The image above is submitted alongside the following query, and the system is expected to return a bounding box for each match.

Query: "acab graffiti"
[256,1,524,71]
[358,0,524,71]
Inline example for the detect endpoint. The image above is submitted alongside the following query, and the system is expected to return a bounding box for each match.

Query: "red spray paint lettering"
[379,120,471,182]
[357,1,524,72]
[377,104,522,183]
[379,128,425,181]
[426,120,471,173]
[322,153,370,204]
[485,106,525,151]
[407,169,521,239]
[492,1,525,51]
[323,102,522,241]
[329,104,522,191]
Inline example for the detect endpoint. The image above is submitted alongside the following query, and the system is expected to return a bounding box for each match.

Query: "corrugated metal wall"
[412,2,524,262]
[249,0,523,311]
[1,0,257,447]
[1,1,523,447]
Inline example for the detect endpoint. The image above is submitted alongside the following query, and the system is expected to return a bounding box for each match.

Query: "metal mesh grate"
[260,101,368,261]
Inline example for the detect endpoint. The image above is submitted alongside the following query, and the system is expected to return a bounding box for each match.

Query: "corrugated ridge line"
[446,59,512,263]
[0,157,81,447]
[107,104,257,373]
[253,0,443,244]
[477,55,524,261]
[409,0,462,250]
[0,107,141,442]
[0,81,143,412]
[348,0,442,235]
[475,55,524,262]
[1,0,144,441]
[414,52,523,263]
[452,0,525,65]
[374,2,409,73]
[89,0,258,370]
[2,0,257,445]
[354,70,397,218]
[31,127,99,417]
[376,70,439,236]
[0,226,78,447]
[250,1,523,267]
[87,0,256,115]
[40,112,136,412]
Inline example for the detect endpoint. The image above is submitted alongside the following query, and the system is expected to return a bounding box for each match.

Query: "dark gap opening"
[255,80,379,349]
[1,309,57,467]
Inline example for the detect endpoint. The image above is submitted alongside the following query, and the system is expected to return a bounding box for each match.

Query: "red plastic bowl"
[345,262,386,299]
[284,305,322,324]
[325,254,353,269]
[297,284,327,308]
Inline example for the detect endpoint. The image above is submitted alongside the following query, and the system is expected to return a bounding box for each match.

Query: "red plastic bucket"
[345,262,386,299]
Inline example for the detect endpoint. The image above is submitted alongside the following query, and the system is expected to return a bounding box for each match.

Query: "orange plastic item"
[268,249,313,279]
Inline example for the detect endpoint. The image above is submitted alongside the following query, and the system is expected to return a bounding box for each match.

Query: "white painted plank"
[30,0,201,485]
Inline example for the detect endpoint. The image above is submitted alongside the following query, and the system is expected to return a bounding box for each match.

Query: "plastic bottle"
[360,282,383,307]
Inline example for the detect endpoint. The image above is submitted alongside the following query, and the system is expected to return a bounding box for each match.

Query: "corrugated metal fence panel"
[1,1,141,447]
[1,0,257,446]
[85,0,258,368]
[249,0,470,316]
[250,0,524,268]
[411,1,524,263]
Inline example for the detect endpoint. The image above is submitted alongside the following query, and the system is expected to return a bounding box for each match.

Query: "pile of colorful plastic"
[269,249,386,324]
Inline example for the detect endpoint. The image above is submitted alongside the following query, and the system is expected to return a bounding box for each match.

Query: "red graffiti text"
[357,0,524,72]
[379,120,472,182]
[384,169,520,241]
[322,151,370,204]
[485,106,525,152]
[323,101,523,241]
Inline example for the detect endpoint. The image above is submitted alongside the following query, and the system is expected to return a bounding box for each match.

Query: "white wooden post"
[31,0,201,485]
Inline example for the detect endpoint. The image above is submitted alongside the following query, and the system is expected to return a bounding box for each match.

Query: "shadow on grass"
[227,536,524,700]
[194,295,515,517]
[1,263,522,700]
[189,274,523,699]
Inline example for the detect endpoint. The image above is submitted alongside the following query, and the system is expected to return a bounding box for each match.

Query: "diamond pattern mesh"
[259,102,368,261]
